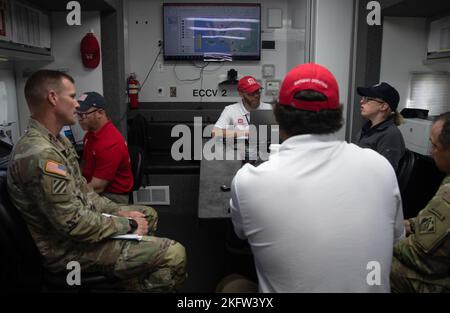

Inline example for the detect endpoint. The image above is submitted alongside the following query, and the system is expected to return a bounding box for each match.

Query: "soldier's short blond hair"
[24,70,74,110]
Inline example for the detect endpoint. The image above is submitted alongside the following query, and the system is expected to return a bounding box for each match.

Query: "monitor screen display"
[163,3,261,61]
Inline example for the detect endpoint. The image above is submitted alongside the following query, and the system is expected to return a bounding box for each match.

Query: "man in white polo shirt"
[212,76,272,138]
[229,63,405,292]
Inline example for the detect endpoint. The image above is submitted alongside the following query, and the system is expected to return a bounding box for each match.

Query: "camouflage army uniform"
[7,119,186,291]
[391,176,450,293]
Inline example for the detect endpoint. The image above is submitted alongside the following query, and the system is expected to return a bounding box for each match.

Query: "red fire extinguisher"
[127,73,140,109]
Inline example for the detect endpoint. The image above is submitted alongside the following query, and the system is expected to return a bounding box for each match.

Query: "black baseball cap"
[357,82,400,111]
[77,91,106,112]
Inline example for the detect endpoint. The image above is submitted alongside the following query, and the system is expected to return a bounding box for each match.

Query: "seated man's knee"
[141,205,158,222]
[144,206,158,232]
[163,241,187,287]
[165,241,187,269]
[121,204,157,216]
[216,274,258,293]
[135,241,187,292]
[143,205,157,218]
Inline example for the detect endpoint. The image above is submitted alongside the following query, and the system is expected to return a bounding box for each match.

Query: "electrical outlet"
[158,62,164,72]
[265,80,281,96]
[262,64,275,78]
[170,86,177,97]
[157,87,165,97]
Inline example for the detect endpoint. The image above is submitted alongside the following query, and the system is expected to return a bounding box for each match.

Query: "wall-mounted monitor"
[163,3,261,61]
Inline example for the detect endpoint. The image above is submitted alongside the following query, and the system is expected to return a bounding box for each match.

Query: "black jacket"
[356,116,406,173]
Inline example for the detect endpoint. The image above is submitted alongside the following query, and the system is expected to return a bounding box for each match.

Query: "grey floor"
[149,174,256,293]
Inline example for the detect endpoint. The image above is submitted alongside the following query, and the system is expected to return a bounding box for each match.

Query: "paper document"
[111,234,143,241]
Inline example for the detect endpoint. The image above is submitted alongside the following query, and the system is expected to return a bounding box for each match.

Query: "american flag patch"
[52,179,67,194]
[45,161,67,177]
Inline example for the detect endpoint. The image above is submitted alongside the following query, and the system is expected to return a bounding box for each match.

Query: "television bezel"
[162,3,262,61]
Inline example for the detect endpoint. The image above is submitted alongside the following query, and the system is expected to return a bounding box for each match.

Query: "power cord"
[200,66,205,102]
[173,61,206,82]
[174,61,225,101]
[116,44,162,128]
[140,46,162,89]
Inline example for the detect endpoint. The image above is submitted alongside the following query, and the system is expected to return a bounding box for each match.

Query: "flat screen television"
[163,3,261,61]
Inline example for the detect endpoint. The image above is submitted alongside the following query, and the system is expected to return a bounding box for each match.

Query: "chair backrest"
[0,169,43,291]
[0,166,121,291]
[128,145,145,190]
[128,114,151,159]
[396,149,416,217]
[397,149,416,193]
[0,140,13,158]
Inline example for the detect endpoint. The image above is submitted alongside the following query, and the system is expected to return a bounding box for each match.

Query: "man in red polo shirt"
[77,92,133,203]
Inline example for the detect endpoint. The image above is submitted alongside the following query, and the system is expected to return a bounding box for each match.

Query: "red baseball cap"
[237,76,262,94]
[80,32,100,69]
[278,63,340,111]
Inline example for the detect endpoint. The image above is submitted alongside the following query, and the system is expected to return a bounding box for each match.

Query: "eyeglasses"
[362,97,384,104]
[76,109,101,120]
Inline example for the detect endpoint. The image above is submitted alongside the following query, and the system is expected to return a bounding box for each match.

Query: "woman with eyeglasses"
[356,82,406,172]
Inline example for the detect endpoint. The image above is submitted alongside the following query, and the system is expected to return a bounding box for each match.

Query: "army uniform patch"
[429,207,445,221]
[45,160,67,177]
[52,179,67,195]
[418,215,436,234]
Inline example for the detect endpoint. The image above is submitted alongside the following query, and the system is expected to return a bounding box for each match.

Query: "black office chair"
[396,149,416,218]
[225,220,252,256]
[128,145,146,191]
[0,168,119,291]
[0,139,13,158]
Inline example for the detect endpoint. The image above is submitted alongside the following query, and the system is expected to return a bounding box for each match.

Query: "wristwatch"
[127,219,138,234]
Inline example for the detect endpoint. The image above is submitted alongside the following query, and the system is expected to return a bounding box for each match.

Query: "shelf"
[218,80,238,86]
[0,41,53,61]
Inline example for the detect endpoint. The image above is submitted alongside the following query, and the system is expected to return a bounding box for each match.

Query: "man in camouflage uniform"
[7,70,186,292]
[391,112,450,293]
